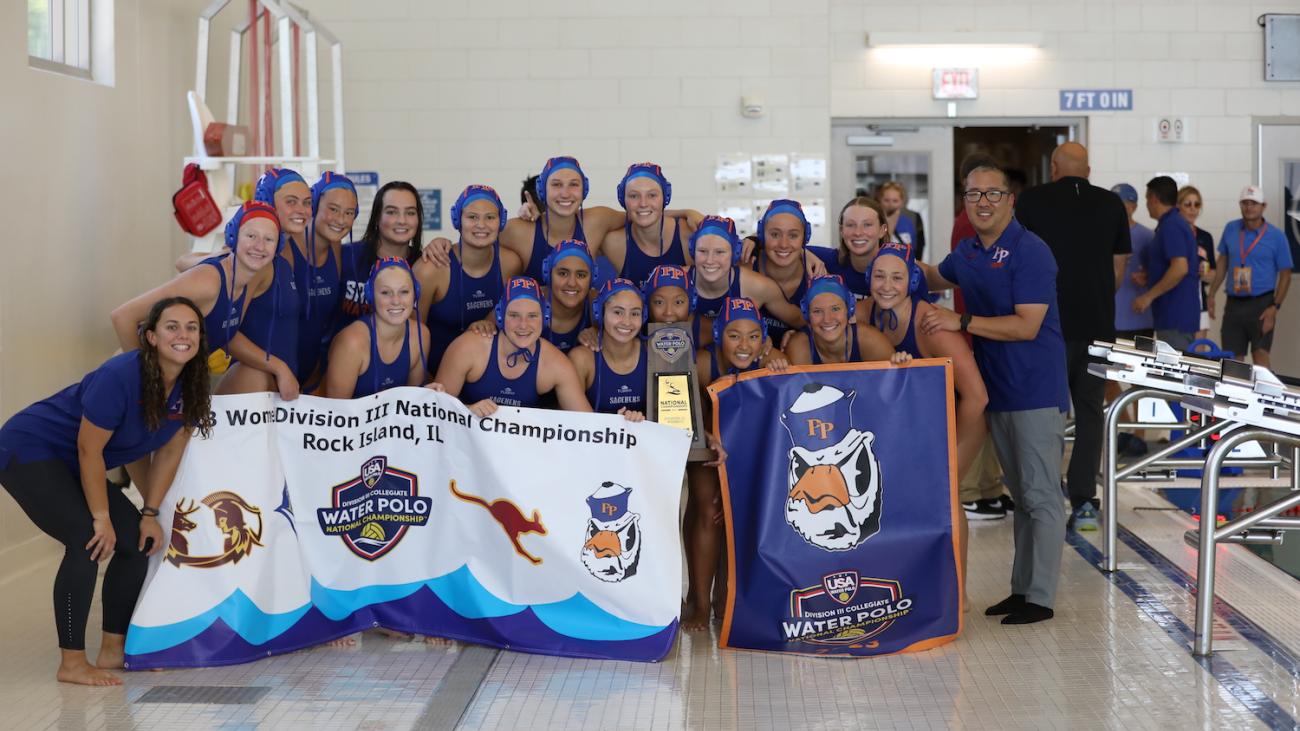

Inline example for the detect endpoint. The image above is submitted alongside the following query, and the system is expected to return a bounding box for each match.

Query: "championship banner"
[124,389,689,668]
[710,361,961,656]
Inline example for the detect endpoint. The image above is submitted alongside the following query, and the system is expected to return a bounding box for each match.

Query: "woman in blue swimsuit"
[111,201,278,356]
[599,163,692,287]
[416,185,523,375]
[569,278,648,420]
[783,275,899,366]
[436,277,592,417]
[324,258,434,399]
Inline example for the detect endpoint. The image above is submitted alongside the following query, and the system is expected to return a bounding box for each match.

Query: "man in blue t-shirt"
[1207,185,1293,368]
[1132,176,1199,351]
[922,161,1068,626]
[1112,183,1156,337]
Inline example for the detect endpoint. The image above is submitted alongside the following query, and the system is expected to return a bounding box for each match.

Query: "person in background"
[1015,142,1131,533]
[1208,185,1293,368]
[878,181,918,249]
[1109,182,1155,457]
[951,152,1011,522]
[1133,176,1200,351]
[1176,186,1217,339]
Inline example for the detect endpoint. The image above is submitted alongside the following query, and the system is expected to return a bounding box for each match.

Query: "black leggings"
[0,459,148,651]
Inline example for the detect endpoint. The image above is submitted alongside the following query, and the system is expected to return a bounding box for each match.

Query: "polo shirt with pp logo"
[938,218,1069,413]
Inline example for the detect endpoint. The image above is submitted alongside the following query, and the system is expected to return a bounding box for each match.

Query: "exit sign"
[933,68,978,100]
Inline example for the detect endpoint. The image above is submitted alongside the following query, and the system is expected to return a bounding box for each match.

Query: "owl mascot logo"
[580,481,642,582]
[782,383,883,551]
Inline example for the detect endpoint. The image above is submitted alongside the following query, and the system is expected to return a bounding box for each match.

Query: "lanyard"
[1238,223,1267,266]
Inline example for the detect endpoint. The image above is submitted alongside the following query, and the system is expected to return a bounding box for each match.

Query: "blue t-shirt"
[0,351,185,472]
[1217,219,1294,298]
[1115,222,1155,331]
[1143,208,1199,333]
[938,219,1069,413]
[893,216,918,248]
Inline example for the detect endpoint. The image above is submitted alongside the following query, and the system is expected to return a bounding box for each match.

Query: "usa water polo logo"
[784,573,913,646]
[781,383,883,552]
[166,492,264,569]
[317,456,431,560]
[580,481,643,583]
[651,327,690,363]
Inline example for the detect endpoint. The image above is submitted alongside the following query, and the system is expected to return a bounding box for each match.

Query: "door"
[831,123,954,265]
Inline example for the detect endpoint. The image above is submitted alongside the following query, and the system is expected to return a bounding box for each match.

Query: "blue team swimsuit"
[336,243,377,332]
[290,240,342,384]
[353,318,413,399]
[870,296,923,358]
[239,255,300,374]
[544,301,591,354]
[587,344,647,415]
[689,267,742,344]
[753,252,808,347]
[525,216,587,283]
[201,256,248,352]
[460,334,541,408]
[620,222,685,287]
[805,325,862,364]
[426,246,504,375]
[824,253,871,301]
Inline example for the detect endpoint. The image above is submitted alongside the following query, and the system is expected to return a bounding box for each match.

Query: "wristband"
[140,506,160,518]
[960,313,972,332]
[1272,302,1282,310]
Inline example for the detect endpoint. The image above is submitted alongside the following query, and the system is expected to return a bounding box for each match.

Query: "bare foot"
[681,603,710,632]
[324,633,360,648]
[419,635,457,647]
[95,633,126,669]
[94,646,124,669]
[57,653,122,686]
[374,628,412,641]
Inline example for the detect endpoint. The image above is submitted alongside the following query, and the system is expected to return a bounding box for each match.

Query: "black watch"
[959,313,972,332]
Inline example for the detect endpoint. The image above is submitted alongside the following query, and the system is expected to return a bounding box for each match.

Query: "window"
[28,0,99,81]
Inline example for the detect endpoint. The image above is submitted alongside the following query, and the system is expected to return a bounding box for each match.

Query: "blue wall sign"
[418,188,442,231]
[1060,89,1133,111]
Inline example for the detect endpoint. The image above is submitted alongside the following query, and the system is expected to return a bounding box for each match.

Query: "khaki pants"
[959,436,1004,503]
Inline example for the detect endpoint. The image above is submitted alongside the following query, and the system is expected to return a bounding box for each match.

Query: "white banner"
[125,389,689,666]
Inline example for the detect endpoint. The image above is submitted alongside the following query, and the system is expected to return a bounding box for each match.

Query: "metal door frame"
[831,117,1087,264]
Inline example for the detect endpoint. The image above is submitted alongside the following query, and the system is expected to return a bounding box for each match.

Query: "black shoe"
[1117,433,1149,457]
[995,494,1015,512]
[984,594,1026,616]
[964,499,1006,521]
[1001,603,1054,624]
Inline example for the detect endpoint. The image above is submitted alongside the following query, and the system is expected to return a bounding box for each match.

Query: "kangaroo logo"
[166,491,264,568]
[449,479,547,565]
[781,383,883,552]
[580,481,642,583]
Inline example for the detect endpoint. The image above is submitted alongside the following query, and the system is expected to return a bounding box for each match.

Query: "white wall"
[830,0,1300,370]
[0,0,201,570]
[832,0,1300,219]
[293,0,832,235]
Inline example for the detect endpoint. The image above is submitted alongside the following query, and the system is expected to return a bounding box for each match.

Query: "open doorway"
[831,118,1082,264]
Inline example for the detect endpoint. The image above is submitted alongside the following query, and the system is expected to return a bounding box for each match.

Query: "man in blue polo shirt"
[921,161,1068,625]
[1208,185,1293,368]
[1133,176,1199,351]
